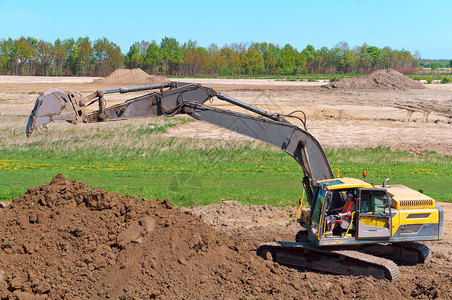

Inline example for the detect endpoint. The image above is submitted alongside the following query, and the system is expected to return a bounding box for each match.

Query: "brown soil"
[326,69,426,90]
[0,174,306,299]
[93,68,169,86]
[188,201,300,248]
[1,175,452,299]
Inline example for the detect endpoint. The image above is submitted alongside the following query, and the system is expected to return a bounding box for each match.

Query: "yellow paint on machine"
[360,216,389,228]
[390,208,439,235]
[383,184,436,209]
[319,177,373,190]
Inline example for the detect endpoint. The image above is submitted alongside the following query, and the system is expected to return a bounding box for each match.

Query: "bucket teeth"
[26,88,77,137]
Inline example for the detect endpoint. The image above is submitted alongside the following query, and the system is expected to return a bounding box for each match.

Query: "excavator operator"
[325,192,356,236]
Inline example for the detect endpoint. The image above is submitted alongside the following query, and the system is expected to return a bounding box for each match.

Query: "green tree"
[278,44,300,75]
[181,40,207,76]
[301,45,316,73]
[367,46,382,70]
[93,37,123,76]
[76,37,94,76]
[63,38,80,76]
[223,43,244,74]
[12,37,34,75]
[205,43,223,74]
[380,46,392,69]
[36,40,53,75]
[242,43,264,74]
[430,62,441,70]
[0,38,14,74]
[0,36,422,76]
[53,39,66,76]
[105,41,123,74]
[125,43,141,69]
[142,41,162,74]
[356,44,371,73]
[259,42,280,74]
[160,37,181,74]
[333,41,355,73]
[125,41,149,69]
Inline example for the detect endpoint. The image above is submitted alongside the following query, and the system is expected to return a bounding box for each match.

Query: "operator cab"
[304,178,393,246]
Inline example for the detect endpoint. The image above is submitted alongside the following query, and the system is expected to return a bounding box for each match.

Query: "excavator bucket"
[26,88,79,137]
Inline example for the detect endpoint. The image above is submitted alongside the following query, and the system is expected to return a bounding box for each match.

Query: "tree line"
[418,59,452,70]
[0,36,419,77]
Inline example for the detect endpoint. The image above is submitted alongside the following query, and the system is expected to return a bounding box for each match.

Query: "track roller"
[256,241,401,282]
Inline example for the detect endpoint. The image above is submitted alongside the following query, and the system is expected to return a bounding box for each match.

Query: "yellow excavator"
[26,82,443,281]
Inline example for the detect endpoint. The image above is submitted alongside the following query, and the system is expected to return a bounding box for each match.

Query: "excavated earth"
[1,175,451,299]
[325,69,426,90]
[93,68,170,85]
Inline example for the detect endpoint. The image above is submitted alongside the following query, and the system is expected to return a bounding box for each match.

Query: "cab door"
[356,188,392,239]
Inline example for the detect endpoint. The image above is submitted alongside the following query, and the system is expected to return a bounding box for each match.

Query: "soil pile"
[93,68,169,85]
[0,175,370,299]
[326,69,425,90]
[1,175,451,299]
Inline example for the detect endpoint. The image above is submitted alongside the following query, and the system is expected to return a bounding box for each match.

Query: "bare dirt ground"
[0,73,451,298]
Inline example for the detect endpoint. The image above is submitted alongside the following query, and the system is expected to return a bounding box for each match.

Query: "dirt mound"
[326,69,425,90]
[93,68,169,85]
[0,175,339,299]
[1,175,451,299]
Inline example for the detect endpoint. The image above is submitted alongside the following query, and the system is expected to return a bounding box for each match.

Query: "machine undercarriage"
[257,237,431,281]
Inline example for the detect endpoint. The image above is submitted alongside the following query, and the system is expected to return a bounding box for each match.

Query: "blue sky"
[1,0,450,59]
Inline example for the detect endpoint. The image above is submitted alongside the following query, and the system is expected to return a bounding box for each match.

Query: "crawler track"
[357,242,432,265]
[400,242,432,263]
[257,241,401,282]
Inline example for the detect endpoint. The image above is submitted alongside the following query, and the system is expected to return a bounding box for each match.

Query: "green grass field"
[1,116,450,206]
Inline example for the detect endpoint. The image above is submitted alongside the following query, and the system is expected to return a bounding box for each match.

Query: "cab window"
[360,190,389,214]
[310,188,326,232]
[327,190,348,211]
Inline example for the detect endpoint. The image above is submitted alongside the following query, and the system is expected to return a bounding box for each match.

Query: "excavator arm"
[26,82,333,201]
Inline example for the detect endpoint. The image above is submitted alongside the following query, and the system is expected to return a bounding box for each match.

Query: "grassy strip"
[1,146,450,206]
[0,146,304,207]
[1,116,450,206]
[407,74,452,83]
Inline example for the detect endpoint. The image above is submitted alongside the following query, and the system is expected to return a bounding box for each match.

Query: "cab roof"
[318,177,373,190]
